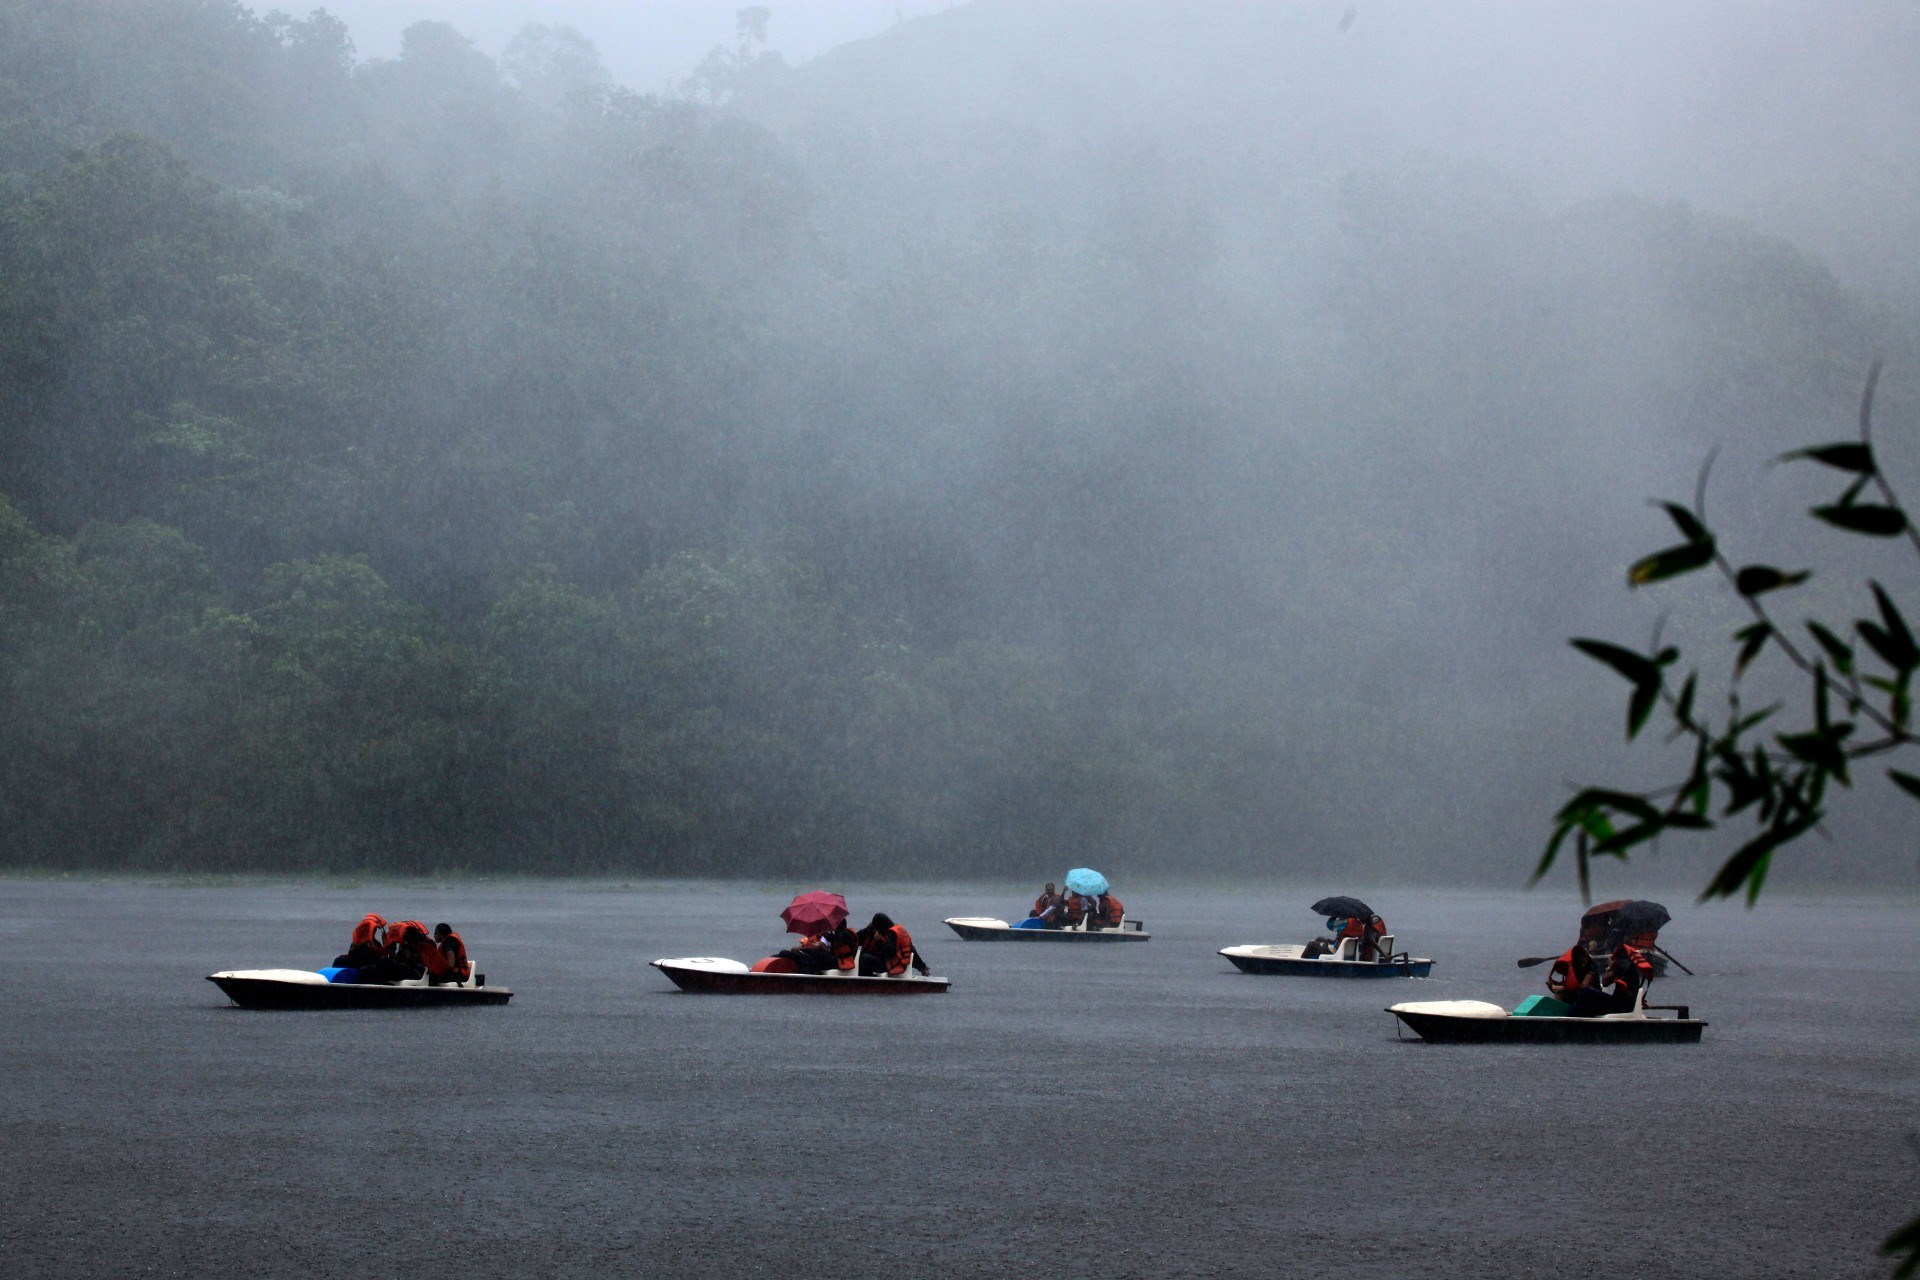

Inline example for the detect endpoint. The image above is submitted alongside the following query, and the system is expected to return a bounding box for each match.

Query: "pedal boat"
[651,956,950,994]
[1221,935,1433,977]
[943,916,1149,942]
[208,969,511,1010]
[1387,996,1705,1044]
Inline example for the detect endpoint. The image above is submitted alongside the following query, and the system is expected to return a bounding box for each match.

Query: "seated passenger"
[777,933,837,975]
[1030,883,1064,923]
[1059,892,1090,929]
[354,919,430,984]
[332,912,388,968]
[423,922,471,985]
[1086,892,1125,931]
[1552,943,1648,1017]
[1359,913,1389,961]
[825,922,858,973]
[857,913,931,977]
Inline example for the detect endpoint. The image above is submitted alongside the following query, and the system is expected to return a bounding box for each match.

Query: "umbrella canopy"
[1584,899,1670,933]
[780,891,849,936]
[1311,895,1373,921]
[1063,867,1109,896]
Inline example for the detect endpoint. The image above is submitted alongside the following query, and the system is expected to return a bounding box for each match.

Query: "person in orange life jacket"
[1359,914,1388,961]
[857,913,930,977]
[423,923,470,985]
[1030,883,1065,923]
[354,920,431,984]
[332,913,388,968]
[1086,892,1125,931]
[1559,943,1652,1017]
[1546,943,1599,1003]
[1059,892,1092,928]
[825,922,858,972]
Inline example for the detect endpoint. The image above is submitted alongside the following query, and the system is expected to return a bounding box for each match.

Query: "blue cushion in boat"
[318,966,357,983]
[1012,917,1046,929]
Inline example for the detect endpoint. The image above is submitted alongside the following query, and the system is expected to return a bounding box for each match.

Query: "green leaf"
[1812,504,1908,536]
[1593,821,1663,856]
[1628,540,1715,586]
[1882,1208,1920,1280]
[1870,582,1919,670]
[1627,682,1658,740]
[1556,787,1662,825]
[1532,820,1576,884]
[1733,565,1810,596]
[1805,621,1853,676]
[1890,770,1920,803]
[1672,672,1697,728]
[1779,442,1875,473]
[1858,621,1919,674]
[1778,726,1854,782]
[1733,623,1772,677]
[1571,639,1660,688]
[1659,502,1710,543]
[1700,809,1820,905]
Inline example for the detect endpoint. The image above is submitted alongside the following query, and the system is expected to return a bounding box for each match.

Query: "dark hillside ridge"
[0,0,1911,886]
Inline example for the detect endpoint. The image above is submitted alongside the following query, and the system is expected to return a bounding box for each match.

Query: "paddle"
[1516,955,1555,968]
[1651,944,1695,976]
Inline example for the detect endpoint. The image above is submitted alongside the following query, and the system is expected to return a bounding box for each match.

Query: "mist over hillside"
[0,0,1912,889]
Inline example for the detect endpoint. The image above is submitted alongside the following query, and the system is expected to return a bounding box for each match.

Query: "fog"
[0,0,1913,893]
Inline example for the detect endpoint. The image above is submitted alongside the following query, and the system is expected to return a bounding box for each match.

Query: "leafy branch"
[1537,362,1917,906]
[1536,362,1918,1276]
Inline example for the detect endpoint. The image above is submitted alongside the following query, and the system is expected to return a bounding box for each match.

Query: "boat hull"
[1220,944,1432,977]
[943,917,1149,942]
[651,958,949,994]
[208,970,511,1010]
[1388,1000,1704,1044]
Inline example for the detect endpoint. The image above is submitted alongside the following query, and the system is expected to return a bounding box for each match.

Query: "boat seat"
[1324,936,1358,961]
[1373,935,1395,961]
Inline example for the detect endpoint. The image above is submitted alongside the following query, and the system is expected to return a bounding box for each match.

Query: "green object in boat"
[1512,994,1573,1017]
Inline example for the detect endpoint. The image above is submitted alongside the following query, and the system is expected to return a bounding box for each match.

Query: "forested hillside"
[0,1,1910,880]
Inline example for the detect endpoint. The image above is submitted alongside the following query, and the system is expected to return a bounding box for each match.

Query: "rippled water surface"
[2,879,1915,1278]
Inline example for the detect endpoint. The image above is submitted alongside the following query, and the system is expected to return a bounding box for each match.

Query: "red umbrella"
[780,891,849,936]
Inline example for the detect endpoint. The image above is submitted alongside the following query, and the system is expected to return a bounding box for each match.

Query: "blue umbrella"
[1064,867,1108,896]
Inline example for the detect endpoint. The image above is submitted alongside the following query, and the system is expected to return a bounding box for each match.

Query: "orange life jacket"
[387,920,430,961]
[828,927,857,972]
[1548,946,1597,995]
[1360,914,1387,960]
[1032,892,1059,917]
[1337,917,1366,940]
[350,913,386,951]
[1610,943,1653,989]
[1063,893,1089,925]
[427,930,469,980]
[885,924,915,976]
[1096,894,1125,927]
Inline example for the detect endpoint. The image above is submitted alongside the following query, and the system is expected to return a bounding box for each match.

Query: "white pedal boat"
[208,969,511,1009]
[1220,936,1432,977]
[651,956,950,994]
[943,916,1149,942]
[1388,996,1705,1044]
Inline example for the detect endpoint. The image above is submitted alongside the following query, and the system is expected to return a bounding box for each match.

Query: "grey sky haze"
[314,0,956,94]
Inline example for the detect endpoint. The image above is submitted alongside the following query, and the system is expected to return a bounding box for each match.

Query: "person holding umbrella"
[776,891,859,975]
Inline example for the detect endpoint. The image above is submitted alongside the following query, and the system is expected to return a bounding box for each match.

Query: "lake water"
[1,879,1915,1278]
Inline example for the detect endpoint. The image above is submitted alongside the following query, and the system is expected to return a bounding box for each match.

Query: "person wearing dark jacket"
[857,913,930,977]
[353,920,430,984]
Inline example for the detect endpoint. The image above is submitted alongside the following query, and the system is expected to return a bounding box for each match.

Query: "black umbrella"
[1614,900,1671,933]
[1311,895,1372,921]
